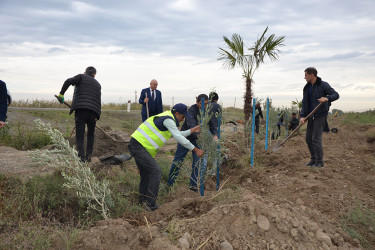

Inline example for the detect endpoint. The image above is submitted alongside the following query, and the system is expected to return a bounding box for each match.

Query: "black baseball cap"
[172,103,188,116]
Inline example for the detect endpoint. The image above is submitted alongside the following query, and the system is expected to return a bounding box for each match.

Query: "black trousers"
[128,138,161,208]
[255,118,260,134]
[75,109,97,162]
[305,115,326,164]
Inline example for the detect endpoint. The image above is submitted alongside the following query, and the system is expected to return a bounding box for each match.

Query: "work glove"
[58,94,64,103]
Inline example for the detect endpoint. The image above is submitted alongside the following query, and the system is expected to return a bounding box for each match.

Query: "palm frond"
[218,47,237,69]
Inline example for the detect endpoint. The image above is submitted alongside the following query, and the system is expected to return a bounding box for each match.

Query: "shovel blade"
[100,153,132,165]
[272,140,283,152]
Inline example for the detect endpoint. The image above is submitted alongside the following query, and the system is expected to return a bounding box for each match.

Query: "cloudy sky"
[0,0,374,111]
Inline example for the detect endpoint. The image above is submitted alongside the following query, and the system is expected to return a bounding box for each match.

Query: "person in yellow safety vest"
[128,103,204,211]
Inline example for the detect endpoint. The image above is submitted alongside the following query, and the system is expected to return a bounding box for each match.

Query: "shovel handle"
[276,102,324,149]
[302,101,324,121]
[54,95,71,108]
[145,92,149,118]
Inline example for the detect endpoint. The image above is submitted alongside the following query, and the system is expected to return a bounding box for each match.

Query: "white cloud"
[71,1,102,15]
[168,0,197,12]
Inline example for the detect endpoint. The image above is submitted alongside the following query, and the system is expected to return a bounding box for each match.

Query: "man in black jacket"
[167,94,208,191]
[288,112,299,131]
[0,80,8,129]
[300,67,339,167]
[58,66,101,162]
[254,102,264,134]
[207,91,222,139]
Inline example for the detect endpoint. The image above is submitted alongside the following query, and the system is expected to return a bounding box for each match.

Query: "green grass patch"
[0,172,92,226]
[341,204,375,248]
[0,121,51,150]
[211,187,241,204]
[342,110,375,125]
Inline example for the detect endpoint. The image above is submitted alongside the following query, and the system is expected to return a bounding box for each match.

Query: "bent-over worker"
[128,103,204,211]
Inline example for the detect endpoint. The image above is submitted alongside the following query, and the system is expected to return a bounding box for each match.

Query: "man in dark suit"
[139,79,163,122]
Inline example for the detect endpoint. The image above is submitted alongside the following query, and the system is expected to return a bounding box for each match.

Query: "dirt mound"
[72,188,357,249]
[73,218,178,250]
[69,127,130,158]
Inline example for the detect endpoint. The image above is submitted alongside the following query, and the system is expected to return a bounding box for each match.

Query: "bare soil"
[1,115,374,249]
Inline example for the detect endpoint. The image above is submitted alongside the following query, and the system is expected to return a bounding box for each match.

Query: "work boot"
[143,202,159,211]
[86,154,92,163]
[305,160,316,167]
[314,162,324,168]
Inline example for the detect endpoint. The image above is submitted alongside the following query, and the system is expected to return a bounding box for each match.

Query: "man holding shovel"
[300,67,339,167]
[139,79,163,122]
[128,103,203,211]
[57,66,101,162]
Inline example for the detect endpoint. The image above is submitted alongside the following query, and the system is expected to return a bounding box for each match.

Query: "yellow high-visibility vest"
[131,111,176,157]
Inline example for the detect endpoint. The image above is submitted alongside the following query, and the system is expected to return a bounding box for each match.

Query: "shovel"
[99,153,132,165]
[54,95,120,142]
[272,102,324,152]
[145,92,149,118]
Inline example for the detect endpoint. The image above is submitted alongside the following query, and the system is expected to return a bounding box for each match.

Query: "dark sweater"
[208,101,222,136]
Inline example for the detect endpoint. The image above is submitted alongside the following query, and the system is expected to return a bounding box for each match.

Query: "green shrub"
[31,119,111,220]
[0,172,89,225]
[0,121,51,150]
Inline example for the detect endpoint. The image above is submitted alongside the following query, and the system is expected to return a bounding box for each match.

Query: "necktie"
[151,90,155,100]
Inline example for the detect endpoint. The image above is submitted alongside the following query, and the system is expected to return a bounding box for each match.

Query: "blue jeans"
[167,142,200,188]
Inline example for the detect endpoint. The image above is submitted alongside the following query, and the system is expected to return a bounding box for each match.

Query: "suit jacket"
[139,88,163,117]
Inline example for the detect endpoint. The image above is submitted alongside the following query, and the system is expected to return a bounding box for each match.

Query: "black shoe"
[313,162,324,167]
[189,186,198,192]
[86,155,92,162]
[143,202,159,211]
[305,160,316,167]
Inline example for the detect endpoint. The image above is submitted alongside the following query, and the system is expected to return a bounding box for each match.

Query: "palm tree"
[218,27,285,122]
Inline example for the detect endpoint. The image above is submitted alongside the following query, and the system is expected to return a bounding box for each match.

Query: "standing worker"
[128,104,203,211]
[288,112,299,131]
[207,91,222,140]
[254,102,264,134]
[57,66,101,163]
[0,80,9,129]
[139,79,163,122]
[300,67,339,168]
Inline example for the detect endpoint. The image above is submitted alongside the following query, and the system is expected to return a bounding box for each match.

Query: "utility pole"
[134,90,137,103]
